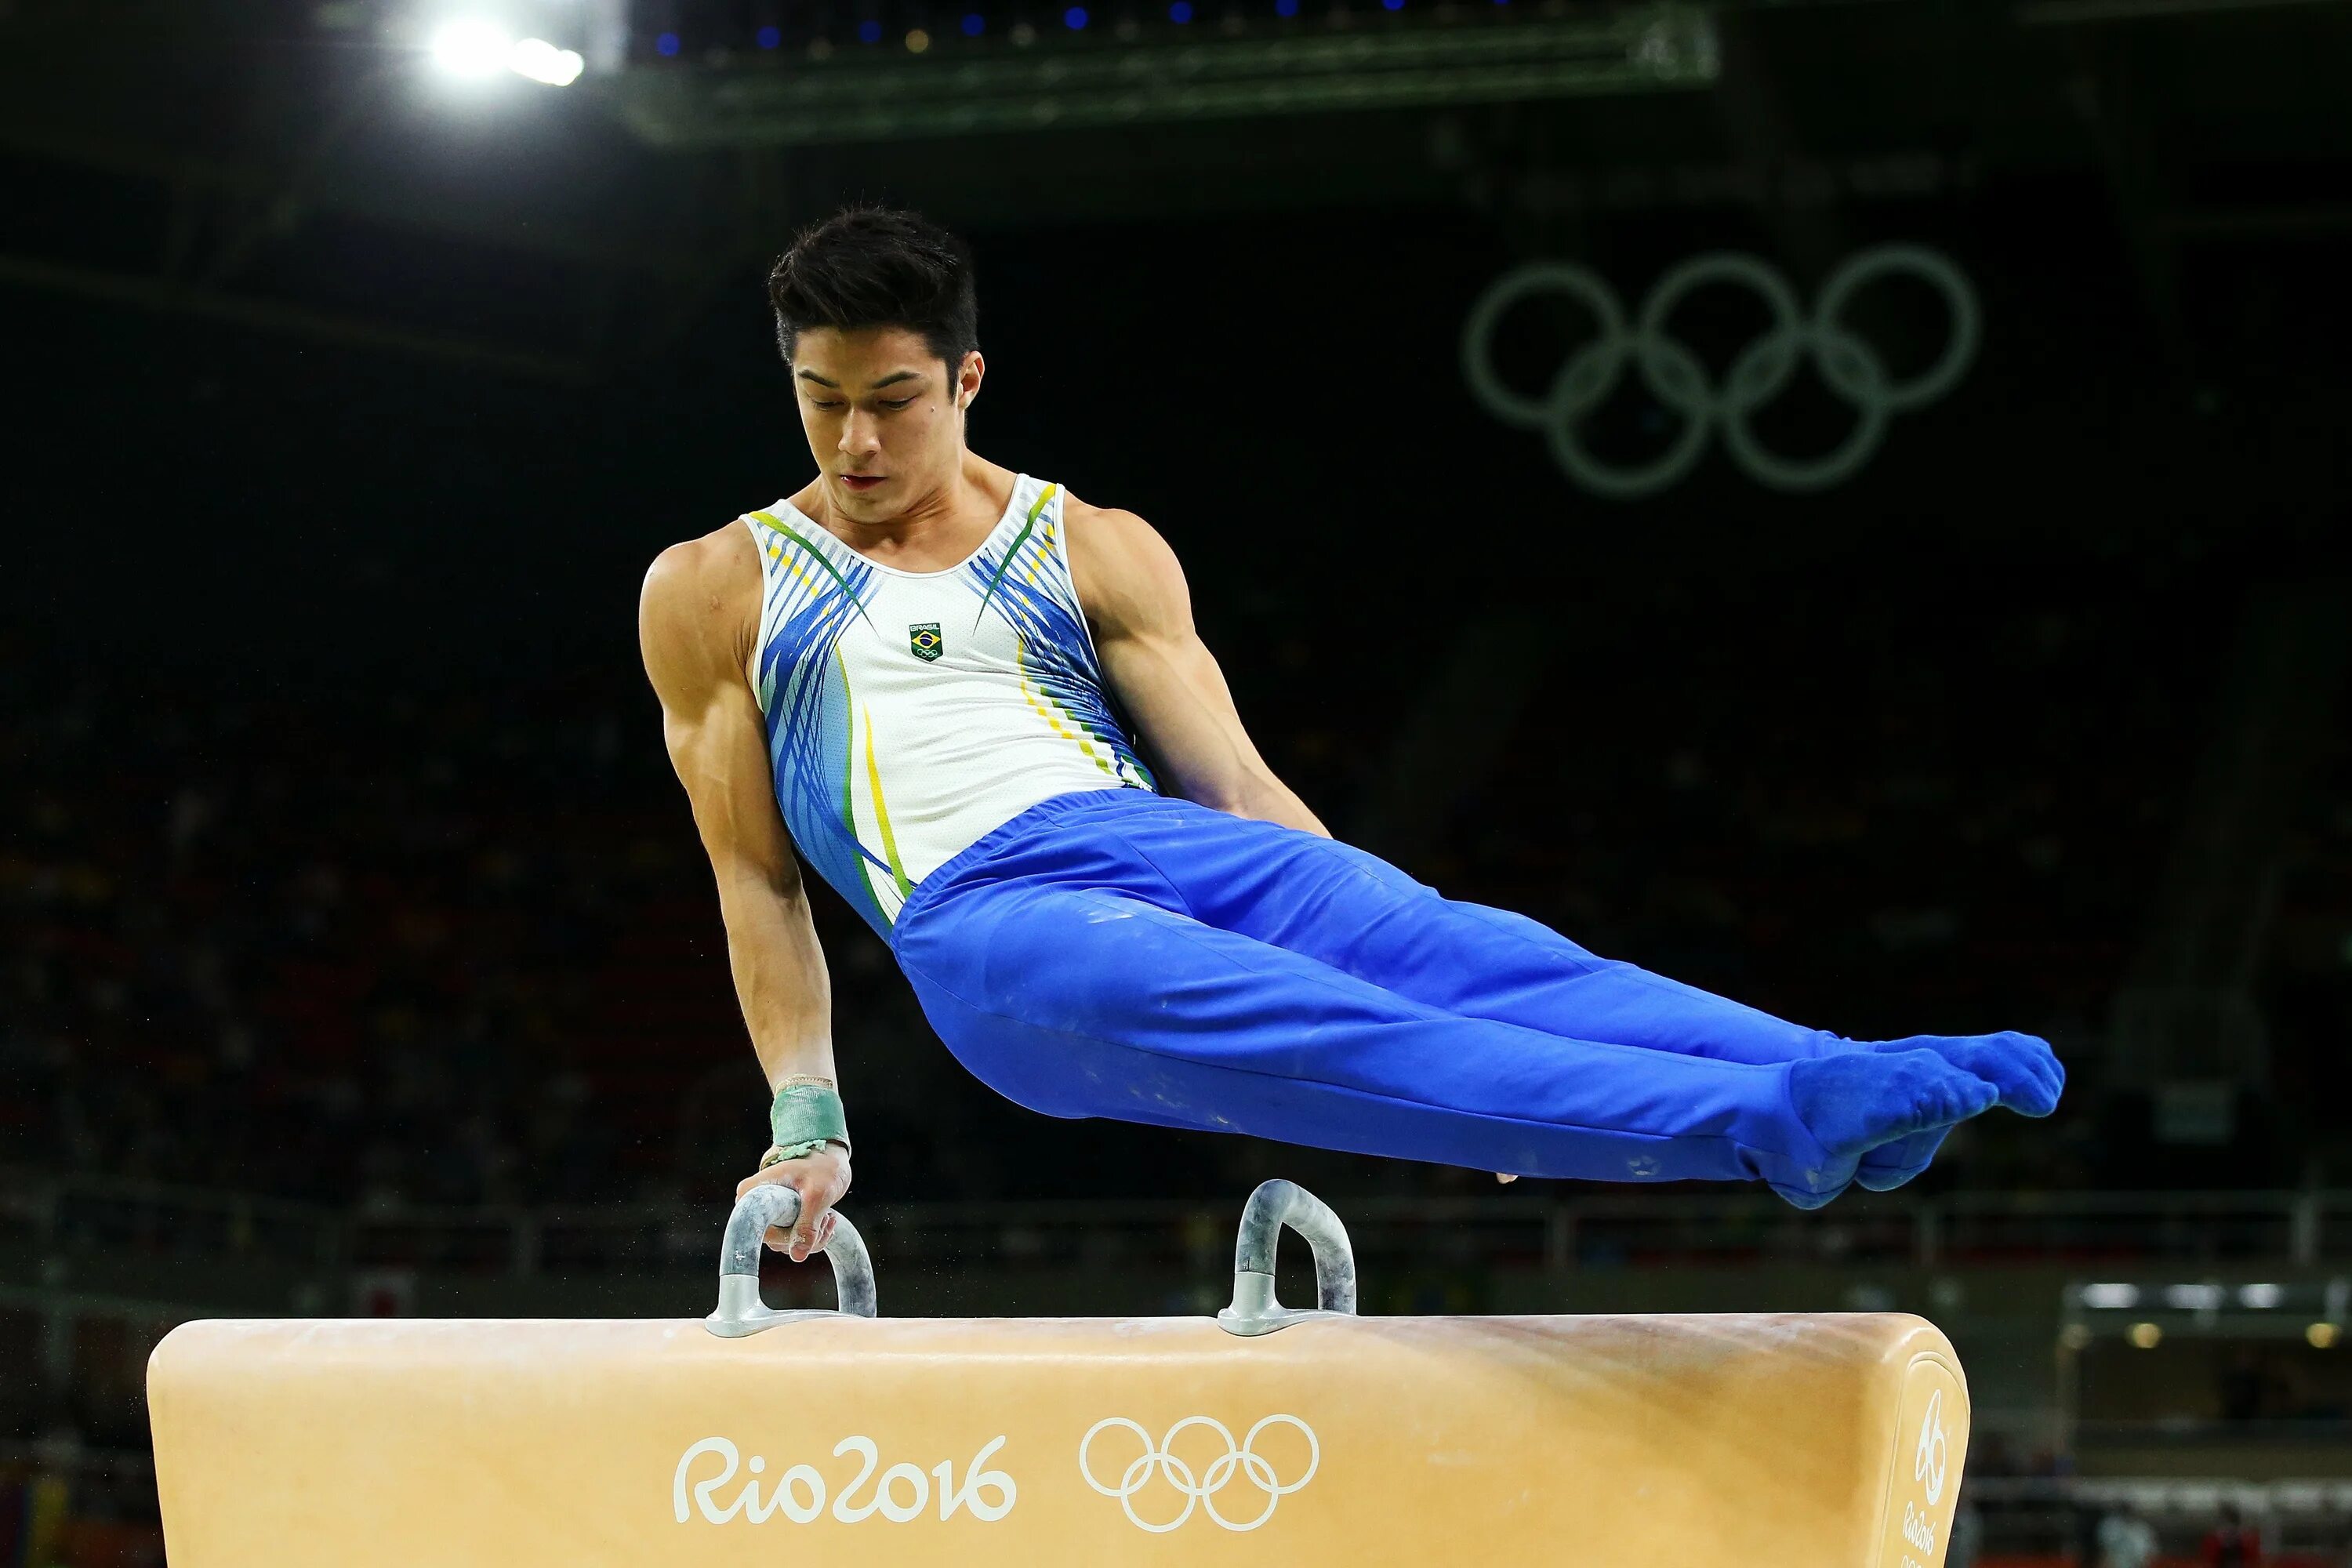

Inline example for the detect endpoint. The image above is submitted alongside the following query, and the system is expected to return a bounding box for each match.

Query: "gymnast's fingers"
[786,1192,837,1261]
[732,1161,818,1255]
[735,1163,788,1200]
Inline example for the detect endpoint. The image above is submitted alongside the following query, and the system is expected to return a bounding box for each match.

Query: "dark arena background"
[5,0,2352,1563]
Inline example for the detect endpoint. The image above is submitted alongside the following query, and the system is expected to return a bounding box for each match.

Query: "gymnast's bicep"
[1065,500,1299,818]
[639,535,805,898]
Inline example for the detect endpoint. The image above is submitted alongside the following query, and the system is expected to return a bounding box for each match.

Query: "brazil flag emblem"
[909,622,943,662]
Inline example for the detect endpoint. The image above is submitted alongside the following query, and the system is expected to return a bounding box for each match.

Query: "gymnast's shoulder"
[639,515,763,681]
[1058,490,1188,608]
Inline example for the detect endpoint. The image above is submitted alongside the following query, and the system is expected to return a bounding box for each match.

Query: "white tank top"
[746,474,1156,935]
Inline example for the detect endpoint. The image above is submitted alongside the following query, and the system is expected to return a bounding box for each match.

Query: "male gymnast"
[639,206,2063,1262]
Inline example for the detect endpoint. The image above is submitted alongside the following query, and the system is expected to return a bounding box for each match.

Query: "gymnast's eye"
[881,397,917,411]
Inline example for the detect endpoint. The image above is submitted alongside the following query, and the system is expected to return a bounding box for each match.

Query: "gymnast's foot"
[1843,1033,2061,1192]
[1853,1125,1953,1194]
[1862,1030,2064,1117]
[1774,1051,1999,1209]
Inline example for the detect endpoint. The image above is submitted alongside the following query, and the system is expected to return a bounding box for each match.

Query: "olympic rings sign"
[1079,1414,1319,1533]
[1461,245,1980,498]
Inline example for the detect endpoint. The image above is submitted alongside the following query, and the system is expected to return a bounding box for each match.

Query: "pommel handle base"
[1217,1178,1358,1337]
[704,1182,878,1338]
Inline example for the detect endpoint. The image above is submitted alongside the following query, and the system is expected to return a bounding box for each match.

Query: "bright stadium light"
[508,36,586,85]
[2080,1283,2138,1309]
[430,17,514,75]
[426,18,583,87]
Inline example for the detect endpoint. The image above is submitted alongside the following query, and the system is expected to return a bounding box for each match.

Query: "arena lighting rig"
[384,0,1721,140]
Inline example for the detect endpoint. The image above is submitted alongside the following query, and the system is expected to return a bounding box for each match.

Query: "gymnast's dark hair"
[766,205,978,372]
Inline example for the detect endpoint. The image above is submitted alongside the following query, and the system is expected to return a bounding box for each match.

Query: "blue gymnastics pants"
[890,789,1858,1200]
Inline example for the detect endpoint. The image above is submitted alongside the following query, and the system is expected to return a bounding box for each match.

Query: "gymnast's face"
[790,325,983,519]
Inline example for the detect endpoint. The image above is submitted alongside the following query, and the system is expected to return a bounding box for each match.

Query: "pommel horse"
[149,1180,1969,1566]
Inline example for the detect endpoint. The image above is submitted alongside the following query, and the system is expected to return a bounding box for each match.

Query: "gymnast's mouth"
[840,474,884,492]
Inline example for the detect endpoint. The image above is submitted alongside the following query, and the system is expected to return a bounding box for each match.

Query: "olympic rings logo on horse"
[1078,1414,1319,1533]
[1461,245,1980,498]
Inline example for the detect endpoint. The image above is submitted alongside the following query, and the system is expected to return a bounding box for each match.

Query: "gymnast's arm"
[639,526,848,1262]
[1065,496,1329,837]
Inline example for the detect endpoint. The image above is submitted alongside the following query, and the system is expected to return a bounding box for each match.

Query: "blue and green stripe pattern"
[960,485,1156,791]
[745,477,1155,938]
[749,510,894,933]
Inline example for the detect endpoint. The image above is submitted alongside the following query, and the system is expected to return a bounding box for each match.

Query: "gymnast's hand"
[735,1143,851,1262]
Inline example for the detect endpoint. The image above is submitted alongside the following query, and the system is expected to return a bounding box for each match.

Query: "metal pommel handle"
[704,1183,878,1338]
[1217,1178,1357,1337]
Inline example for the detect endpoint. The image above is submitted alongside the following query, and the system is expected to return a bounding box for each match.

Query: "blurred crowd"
[0,642,1108,1210]
[4,564,2347,1211]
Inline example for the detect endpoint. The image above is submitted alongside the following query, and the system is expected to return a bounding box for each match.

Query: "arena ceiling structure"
[1,0,2346,383]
